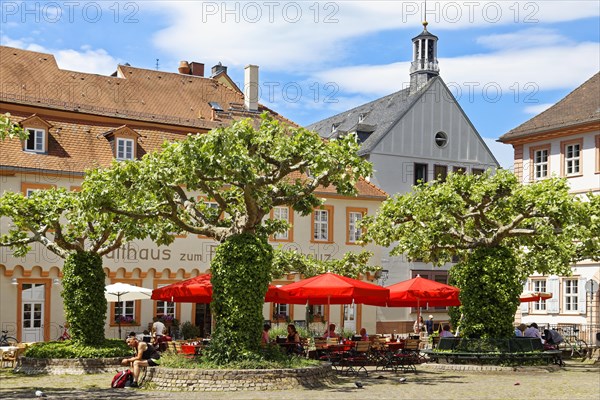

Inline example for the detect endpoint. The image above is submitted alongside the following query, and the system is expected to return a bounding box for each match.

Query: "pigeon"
[355,381,364,389]
[35,390,47,397]
[399,377,407,383]
[376,375,385,379]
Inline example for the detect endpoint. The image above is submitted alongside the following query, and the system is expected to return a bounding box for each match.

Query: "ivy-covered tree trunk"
[61,252,107,345]
[449,247,524,339]
[206,234,273,364]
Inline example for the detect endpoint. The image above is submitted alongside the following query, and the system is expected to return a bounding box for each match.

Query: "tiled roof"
[500,72,600,141]
[0,46,386,200]
[307,78,435,156]
[0,46,295,129]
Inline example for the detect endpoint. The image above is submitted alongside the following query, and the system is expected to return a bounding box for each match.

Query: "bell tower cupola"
[409,20,439,93]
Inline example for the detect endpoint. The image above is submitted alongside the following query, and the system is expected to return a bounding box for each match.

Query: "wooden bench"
[424,337,563,366]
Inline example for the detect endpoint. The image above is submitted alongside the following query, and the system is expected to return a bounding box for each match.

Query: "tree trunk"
[449,247,522,339]
[206,233,273,364]
[61,252,107,345]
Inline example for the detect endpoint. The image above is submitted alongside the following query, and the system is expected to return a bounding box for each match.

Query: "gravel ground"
[0,361,598,400]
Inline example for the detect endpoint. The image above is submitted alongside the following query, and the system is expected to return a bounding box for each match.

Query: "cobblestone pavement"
[1,361,598,400]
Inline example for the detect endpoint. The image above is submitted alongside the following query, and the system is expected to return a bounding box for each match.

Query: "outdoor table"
[387,342,405,352]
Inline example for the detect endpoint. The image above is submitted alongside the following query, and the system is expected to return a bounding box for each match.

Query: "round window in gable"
[435,131,448,148]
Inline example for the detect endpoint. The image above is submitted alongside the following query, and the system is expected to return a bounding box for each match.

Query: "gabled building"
[0,46,387,342]
[499,72,600,342]
[308,23,499,333]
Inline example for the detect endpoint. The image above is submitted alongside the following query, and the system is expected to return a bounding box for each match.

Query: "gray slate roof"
[307,78,436,156]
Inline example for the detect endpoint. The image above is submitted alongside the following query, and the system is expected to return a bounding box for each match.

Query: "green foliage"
[271,248,380,280]
[180,321,202,340]
[450,247,523,338]
[0,113,26,141]
[268,325,311,340]
[160,347,318,370]
[364,170,593,338]
[84,113,372,241]
[62,252,107,345]
[25,339,130,358]
[204,233,274,364]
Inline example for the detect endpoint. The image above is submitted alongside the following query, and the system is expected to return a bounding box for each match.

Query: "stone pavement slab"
[1,361,598,400]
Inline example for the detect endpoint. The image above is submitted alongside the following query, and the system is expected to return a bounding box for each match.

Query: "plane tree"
[363,169,599,338]
[84,114,372,363]
[0,187,174,345]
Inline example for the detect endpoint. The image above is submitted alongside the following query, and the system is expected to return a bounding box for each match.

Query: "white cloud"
[146,1,599,71]
[524,103,554,115]
[0,36,120,75]
[476,28,572,50]
[312,42,600,96]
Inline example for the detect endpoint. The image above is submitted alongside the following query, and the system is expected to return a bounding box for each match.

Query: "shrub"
[180,321,202,340]
[25,339,130,359]
[159,347,319,370]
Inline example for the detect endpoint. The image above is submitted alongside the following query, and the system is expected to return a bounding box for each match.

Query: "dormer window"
[25,128,45,152]
[103,125,141,161]
[116,138,134,160]
[20,114,52,154]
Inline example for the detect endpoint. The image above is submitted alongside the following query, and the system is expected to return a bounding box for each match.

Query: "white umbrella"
[105,283,152,338]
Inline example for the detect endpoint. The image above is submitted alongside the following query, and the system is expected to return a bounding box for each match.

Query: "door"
[343,304,356,333]
[21,283,45,342]
[195,303,212,338]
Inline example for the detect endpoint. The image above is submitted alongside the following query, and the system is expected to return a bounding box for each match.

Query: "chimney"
[244,64,259,112]
[178,61,191,74]
[211,62,227,77]
[189,62,204,77]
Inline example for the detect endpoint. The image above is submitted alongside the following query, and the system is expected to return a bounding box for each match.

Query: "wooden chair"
[1,346,23,369]
[341,341,371,376]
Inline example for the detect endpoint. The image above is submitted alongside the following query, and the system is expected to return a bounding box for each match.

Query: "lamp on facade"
[53,278,61,286]
[11,278,18,285]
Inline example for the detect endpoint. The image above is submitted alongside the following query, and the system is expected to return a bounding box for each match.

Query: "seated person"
[122,331,161,388]
[286,324,303,355]
[359,327,369,341]
[524,322,542,339]
[323,323,339,339]
[514,323,526,337]
[440,324,454,338]
[262,323,271,346]
[141,330,152,343]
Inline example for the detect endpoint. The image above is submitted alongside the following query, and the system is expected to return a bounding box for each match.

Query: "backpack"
[111,369,133,388]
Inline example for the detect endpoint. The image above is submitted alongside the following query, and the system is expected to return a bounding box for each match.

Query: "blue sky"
[2,1,599,168]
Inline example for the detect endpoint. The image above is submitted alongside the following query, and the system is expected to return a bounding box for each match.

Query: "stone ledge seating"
[424,337,562,365]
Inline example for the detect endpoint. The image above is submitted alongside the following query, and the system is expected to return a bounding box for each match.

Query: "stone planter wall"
[16,357,122,375]
[145,364,336,391]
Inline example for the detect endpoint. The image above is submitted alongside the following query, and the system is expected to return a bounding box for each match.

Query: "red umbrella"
[151,273,289,303]
[371,275,460,332]
[519,292,552,302]
[278,272,389,306]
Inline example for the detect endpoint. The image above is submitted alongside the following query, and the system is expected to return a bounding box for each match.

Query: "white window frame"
[313,209,329,241]
[156,284,175,318]
[24,128,45,153]
[115,300,136,321]
[563,279,578,312]
[348,211,363,243]
[533,148,549,180]
[532,279,547,311]
[116,138,134,161]
[273,206,290,240]
[564,143,581,176]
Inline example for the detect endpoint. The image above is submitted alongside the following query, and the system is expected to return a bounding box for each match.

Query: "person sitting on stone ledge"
[122,331,161,388]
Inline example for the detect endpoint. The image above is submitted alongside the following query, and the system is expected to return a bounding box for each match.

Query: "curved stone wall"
[17,357,122,375]
[145,364,336,391]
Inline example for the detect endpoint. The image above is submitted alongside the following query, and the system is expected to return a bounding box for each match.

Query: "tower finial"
[422,0,428,29]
